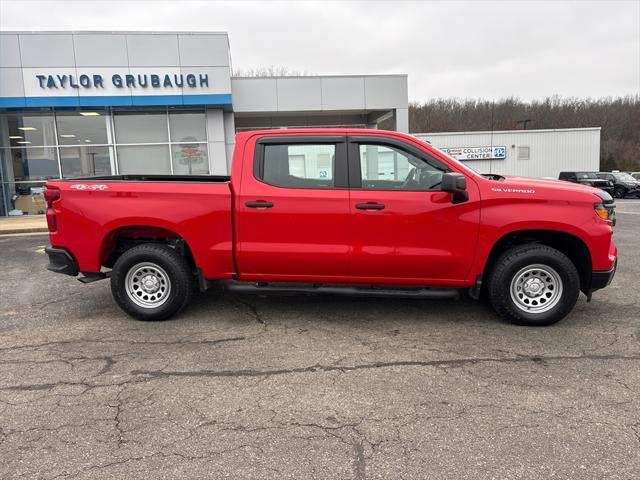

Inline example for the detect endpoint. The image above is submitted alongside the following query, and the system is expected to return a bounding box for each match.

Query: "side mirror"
[441,172,469,204]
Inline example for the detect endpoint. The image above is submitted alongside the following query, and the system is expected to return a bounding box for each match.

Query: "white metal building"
[414,127,601,178]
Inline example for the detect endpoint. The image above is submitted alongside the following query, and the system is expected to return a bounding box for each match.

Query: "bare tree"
[409,95,640,171]
[232,65,313,77]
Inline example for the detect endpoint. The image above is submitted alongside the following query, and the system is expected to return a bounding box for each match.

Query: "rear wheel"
[488,244,580,326]
[111,244,193,321]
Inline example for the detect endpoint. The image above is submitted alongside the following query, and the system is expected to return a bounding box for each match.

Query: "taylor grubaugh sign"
[35,73,210,90]
[441,146,507,161]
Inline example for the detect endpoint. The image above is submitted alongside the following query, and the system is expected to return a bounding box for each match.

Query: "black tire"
[488,244,580,326]
[613,186,626,199]
[110,244,193,321]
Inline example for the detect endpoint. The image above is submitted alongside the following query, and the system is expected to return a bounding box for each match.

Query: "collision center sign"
[441,146,507,161]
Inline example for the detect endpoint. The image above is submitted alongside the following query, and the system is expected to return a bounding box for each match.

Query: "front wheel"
[111,244,193,321]
[488,244,580,326]
[613,186,626,199]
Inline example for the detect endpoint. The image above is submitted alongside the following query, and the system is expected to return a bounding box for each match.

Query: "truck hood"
[492,175,604,195]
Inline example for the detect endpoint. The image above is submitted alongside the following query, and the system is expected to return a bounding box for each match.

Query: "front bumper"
[590,259,617,292]
[45,247,78,276]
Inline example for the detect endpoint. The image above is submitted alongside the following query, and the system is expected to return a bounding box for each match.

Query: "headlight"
[594,191,616,225]
[594,203,611,220]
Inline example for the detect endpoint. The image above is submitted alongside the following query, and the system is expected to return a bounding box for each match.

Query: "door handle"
[246,201,274,208]
[356,202,385,210]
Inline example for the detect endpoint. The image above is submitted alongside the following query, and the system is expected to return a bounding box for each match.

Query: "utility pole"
[489,101,495,174]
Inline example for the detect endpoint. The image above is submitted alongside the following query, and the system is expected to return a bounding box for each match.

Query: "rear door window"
[263,144,335,188]
[256,138,347,189]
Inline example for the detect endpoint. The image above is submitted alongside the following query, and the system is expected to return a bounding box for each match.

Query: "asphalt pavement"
[1,201,639,479]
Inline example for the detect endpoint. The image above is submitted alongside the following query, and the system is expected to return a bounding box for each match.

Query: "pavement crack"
[28,290,87,313]
[0,377,145,393]
[231,295,266,325]
[0,381,91,392]
[46,455,146,479]
[633,425,640,444]
[110,390,126,448]
[96,356,117,376]
[130,352,640,380]
[0,355,120,380]
[0,336,246,354]
[4,353,639,392]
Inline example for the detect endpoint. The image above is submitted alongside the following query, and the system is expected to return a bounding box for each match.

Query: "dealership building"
[0,31,408,216]
[0,31,601,217]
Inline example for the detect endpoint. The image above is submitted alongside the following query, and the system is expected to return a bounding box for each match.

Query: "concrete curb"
[0,227,49,235]
[0,215,48,235]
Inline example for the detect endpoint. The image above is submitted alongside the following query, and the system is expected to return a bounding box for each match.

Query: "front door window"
[358,144,446,191]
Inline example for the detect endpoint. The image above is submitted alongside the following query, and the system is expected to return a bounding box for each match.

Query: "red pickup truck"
[44,128,617,326]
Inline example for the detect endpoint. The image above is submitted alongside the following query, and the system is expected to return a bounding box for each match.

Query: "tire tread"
[488,244,580,326]
[110,244,193,321]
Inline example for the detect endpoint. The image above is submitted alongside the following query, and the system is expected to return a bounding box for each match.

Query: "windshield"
[614,173,636,181]
[427,143,482,175]
[576,172,598,179]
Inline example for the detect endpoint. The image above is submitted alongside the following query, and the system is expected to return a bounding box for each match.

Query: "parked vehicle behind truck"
[45,129,618,326]
[596,172,640,198]
[558,171,614,195]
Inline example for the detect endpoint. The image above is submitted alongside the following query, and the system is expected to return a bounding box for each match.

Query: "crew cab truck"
[44,129,618,326]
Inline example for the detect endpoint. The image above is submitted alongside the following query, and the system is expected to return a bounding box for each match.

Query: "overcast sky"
[1,0,638,102]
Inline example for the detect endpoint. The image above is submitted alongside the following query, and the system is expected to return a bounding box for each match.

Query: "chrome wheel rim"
[510,264,563,314]
[125,262,171,309]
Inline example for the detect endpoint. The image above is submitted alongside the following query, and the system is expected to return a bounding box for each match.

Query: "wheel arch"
[482,229,592,294]
[99,225,198,274]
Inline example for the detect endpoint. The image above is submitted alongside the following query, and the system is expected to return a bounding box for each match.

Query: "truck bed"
[46,177,235,279]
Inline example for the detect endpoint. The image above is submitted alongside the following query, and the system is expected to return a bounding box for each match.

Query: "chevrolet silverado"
[44,129,618,326]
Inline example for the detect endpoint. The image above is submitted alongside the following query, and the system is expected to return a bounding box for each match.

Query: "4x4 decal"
[70,184,108,191]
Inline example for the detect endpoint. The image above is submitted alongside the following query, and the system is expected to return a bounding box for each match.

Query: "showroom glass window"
[56,111,113,178]
[2,113,58,180]
[169,111,208,175]
[114,111,170,174]
[0,108,211,216]
[0,112,59,216]
[113,110,209,175]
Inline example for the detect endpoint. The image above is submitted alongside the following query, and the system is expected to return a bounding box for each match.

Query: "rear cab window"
[254,136,347,189]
